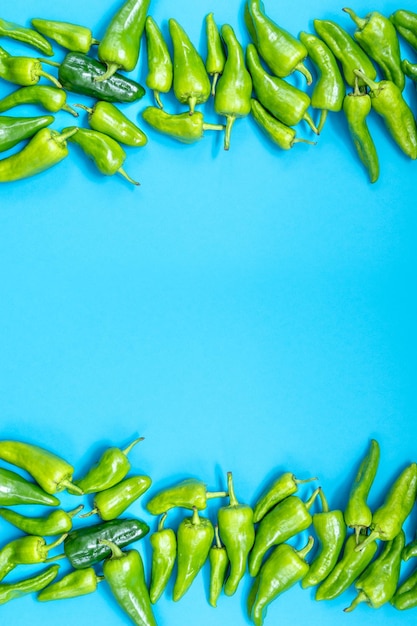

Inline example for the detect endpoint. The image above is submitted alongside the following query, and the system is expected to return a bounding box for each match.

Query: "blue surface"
[0,0,417,624]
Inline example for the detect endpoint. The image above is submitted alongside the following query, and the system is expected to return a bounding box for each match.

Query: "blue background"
[0,0,416,624]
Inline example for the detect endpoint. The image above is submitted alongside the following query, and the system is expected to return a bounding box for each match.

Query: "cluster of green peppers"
[2,1,417,184]
[1,436,417,626]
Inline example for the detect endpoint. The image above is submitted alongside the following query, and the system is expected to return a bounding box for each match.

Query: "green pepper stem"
[158,512,168,532]
[297,535,315,559]
[188,95,197,116]
[343,590,367,612]
[58,476,83,494]
[94,62,120,83]
[303,111,319,135]
[202,123,226,133]
[91,38,100,47]
[44,552,67,563]
[79,508,97,518]
[37,57,61,68]
[38,69,62,88]
[63,103,79,117]
[354,529,380,552]
[354,69,379,93]
[122,437,144,456]
[206,490,228,500]
[100,539,124,559]
[295,476,319,485]
[191,506,201,525]
[213,524,223,549]
[211,73,220,97]
[317,487,329,513]
[305,487,321,510]
[68,504,84,519]
[226,471,239,507]
[342,7,367,30]
[317,109,328,134]
[154,90,164,109]
[118,167,140,186]
[295,62,313,85]
[46,533,68,553]
[74,103,93,114]
[223,116,236,151]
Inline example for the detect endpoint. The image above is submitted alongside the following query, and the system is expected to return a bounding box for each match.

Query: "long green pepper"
[205,13,226,96]
[145,16,173,109]
[344,439,380,538]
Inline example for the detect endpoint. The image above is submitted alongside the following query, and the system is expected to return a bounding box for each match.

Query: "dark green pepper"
[205,13,226,96]
[214,24,252,150]
[390,10,417,50]
[253,470,318,523]
[0,112,55,152]
[251,98,316,150]
[208,524,229,608]
[38,566,103,602]
[0,504,83,536]
[58,52,145,103]
[0,564,59,605]
[81,475,152,520]
[0,466,60,506]
[76,101,147,147]
[142,107,225,144]
[0,85,78,116]
[0,17,53,56]
[149,512,177,604]
[0,534,66,581]
[343,7,405,91]
[218,471,255,595]
[173,506,214,601]
[248,487,320,577]
[344,439,380,538]
[344,529,405,611]
[32,18,99,53]
[145,16,173,109]
[63,517,150,569]
[145,477,227,514]
[0,46,61,87]
[391,564,417,610]
[102,540,157,626]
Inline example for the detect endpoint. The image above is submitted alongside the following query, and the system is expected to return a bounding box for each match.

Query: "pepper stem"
[354,529,380,552]
[46,533,68,553]
[354,69,379,93]
[154,90,164,109]
[100,539,124,559]
[226,471,239,507]
[118,167,140,186]
[74,103,93,114]
[191,506,201,525]
[94,62,120,83]
[211,73,220,97]
[188,95,197,116]
[44,552,67,563]
[303,111,319,135]
[295,475,319,485]
[297,535,315,559]
[68,504,85,519]
[37,57,61,67]
[292,137,317,147]
[295,62,313,85]
[122,437,144,456]
[206,490,228,500]
[342,7,367,30]
[158,512,168,532]
[223,116,236,151]
[202,123,226,133]
[317,487,329,513]
[58,476,83,494]
[316,109,328,134]
[305,487,321,510]
[213,524,223,549]
[62,103,79,117]
[343,590,367,612]
[38,69,62,89]
[79,508,97,518]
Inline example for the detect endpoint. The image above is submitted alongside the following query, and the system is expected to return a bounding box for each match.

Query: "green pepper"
[208,524,229,608]
[0,564,59,605]
[355,462,417,552]
[248,487,320,577]
[0,504,83,536]
[343,8,405,91]
[391,564,417,610]
[313,19,377,87]
[253,470,318,523]
[298,31,345,133]
[315,531,378,601]
[146,477,227,515]
[342,80,379,184]
[301,488,347,589]
[81,475,152,520]
[102,540,157,626]
[169,18,211,115]
[0,46,61,87]
[217,471,254,595]
[214,24,252,151]
[0,112,54,153]
[402,532,417,561]
[0,466,60,506]
[344,439,380,539]
[37,566,103,602]
[31,18,99,54]
[145,16,173,109]
[63,517,150,569]
[142,107,225,144]
[0,17,53,56]
[344,529,405,611]
[58,52,146,103]
[246,44,318,134]
[245,0,312,84]
[251,98,316,150]
[248,536,314,626]
[76,101,147,147]
[402,59,417,83]
[205,12,226,96]
[173,506,214,601]
[0,534,66,581]
[149,512,177,604]
[70,437,144,495]
[0,85,78,116]
[0,439,82,493]
[390,10,417,50]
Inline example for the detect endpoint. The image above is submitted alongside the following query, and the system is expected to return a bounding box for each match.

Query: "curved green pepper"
[82,475,152,520]
[38,566,102,602]
[0,504,83,536]
[218,471,254,596]
[0,466,60,506]
[173,506,214,601]
[214,24,252,151]
[0,113,54,152]
[32,18,99,54]
[169,18,211,115]
[390,10,417,50]
[0,534,66,581]
[76,101,147,147]
[402,533,417,561]
[149,512,177,604]
[251,98,316,149]
[253,470,317,523]
[205,13,226,96]
[0,85,78,116]
[145,16,173,109]
[0,17,53,56]
[0,46,61,87]
[344,439,380,538]
[145,477,227,514]
[208,524,229,608]
[142,107,224,144]
[0,564,59,605]
[391,565,417,610]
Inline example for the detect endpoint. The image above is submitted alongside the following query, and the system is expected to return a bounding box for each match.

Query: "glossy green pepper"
[173,506,214,601]
[390,10,417,50]
[315,532,378,601]
[391,564,417,610]
[96,0,150,82]
[214,24,252,150]
[0,17,53,56]
[81,475,152,520]
[251,98,316,149]
[146,476,227,514]
[0,504,83,536]
[301,488,347,589]
[142,107,224,144]
[298,31,345,133]
[76,101,147,147]
[208,524,229,608]
[246,44,318,134]
[169,18,211,114]
[0,85,78,116]
[218,471,255,595]
[205,13,226,96]
[38,566,103,602]
[248,536,314,626]
[0,439,82,494]
[0,112,54,153]
[245,0,312,84]
[253,470,318,523]
[344,529,405,611]
[102,540,157,626]
[32,18,99,53]
[343,7,405,91]
[0,466,60,506]
[343,80,379,184]
[344,439,380,538]
[145,16,173,109]
[248,487,320,577]
[0,534,66,581]
[0,564,59,605]
[149,512,177,604]
[0,46,61,87]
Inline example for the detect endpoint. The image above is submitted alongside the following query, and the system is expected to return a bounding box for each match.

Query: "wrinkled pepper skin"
[169,18,211,115]
[77,101,147,147]
[0,466,59,506]
[32,18,99,54]
[315,532,378,601]
[218,472,255,596]
[205,12,226,96]
[0,85,78,116]
[142,107,225,144]
[146,477,227,514]
[63,517,150,569]
[145,16,173,109]
[253,471,317,523]
[344,439,380,537]
[208,524,229,608]
[0,504,83,536]
[249,487,320,577]
[0,17,53,56]
[344,529,405,611]
[149,513,177,604]
[0,564,59,605]
[102,541,157,626]
[173,507,214,601]
[0,534,66,581]
[343,7,405,91]
[251,98,316,150]
[214,24,252,151]
[248,537,314,626]
[391,565,417,610]
[390,10,417,50]
[0,114,54,153]
[38,567,102,601]
[85,475,152,520]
